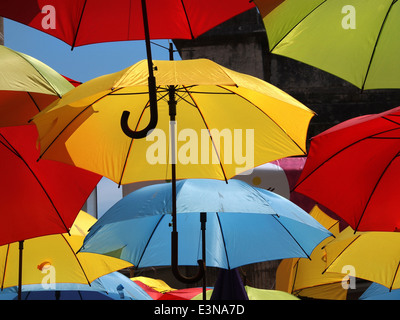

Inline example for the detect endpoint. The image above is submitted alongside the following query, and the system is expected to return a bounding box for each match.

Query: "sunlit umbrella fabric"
[255,0,400,90]
[79,179,331,269]
[32,58,315,185]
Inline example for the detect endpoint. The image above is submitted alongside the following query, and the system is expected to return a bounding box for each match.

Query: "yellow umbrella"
[131,276,175,293]
[32,58,314,185]
[191,286,299,300]
[0,45,74,126]
[323,226,400,290]
[32,58,314,284]
[276,205,347,300]
[0,211,132,290]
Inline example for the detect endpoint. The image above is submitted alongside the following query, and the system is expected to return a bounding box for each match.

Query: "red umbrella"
[294,106,400,232]
[0,0,255,136]
[0,0,254,47]
[0,0,255,283]
[158,288,212,300]
[0,124,101,245]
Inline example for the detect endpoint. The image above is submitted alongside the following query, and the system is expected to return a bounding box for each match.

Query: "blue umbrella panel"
[80,179,332,270]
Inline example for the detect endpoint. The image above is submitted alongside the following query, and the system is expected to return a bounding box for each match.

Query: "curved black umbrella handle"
[171,230,205,283]
[120,76,158,139]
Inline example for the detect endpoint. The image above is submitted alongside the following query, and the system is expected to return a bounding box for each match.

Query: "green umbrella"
[0,45,74,126]
[255,0,400,90]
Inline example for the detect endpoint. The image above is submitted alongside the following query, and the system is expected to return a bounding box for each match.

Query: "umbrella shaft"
[18,240,24,300]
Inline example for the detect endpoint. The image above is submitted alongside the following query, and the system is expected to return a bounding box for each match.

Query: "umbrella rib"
[321,235,361,274]
[361,0,397,91]
[389,260,400,291]
[181,85,228,182]
[217,85,308,155]
[293,126,400,192]
[268,0,328,52]
[37,89,124,161]
[1,244,10,290]
[0,134,70,234]
[216,212,231,269]
[71,0,88,50]
[27,92,41,112]
[290,259,299,294]
[62,234,91,285]
[271,215,311,260]
[117,86,165,186]
[355,151,400,232]
[136,215,165,268]
[180,0,195,39]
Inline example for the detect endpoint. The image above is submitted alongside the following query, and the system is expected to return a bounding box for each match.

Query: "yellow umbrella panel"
[276,205,346,300]
[323,227,400,290]
[32,59,315,185]
[0,211,132,289]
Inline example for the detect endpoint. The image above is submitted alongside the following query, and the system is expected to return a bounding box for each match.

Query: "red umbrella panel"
[0,0,255,48]
[294,106,400,232]
[0,124,101,245]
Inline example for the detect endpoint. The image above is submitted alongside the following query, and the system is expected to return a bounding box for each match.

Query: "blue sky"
[3,18,180,217]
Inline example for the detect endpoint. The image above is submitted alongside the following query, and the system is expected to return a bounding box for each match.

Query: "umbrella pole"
[200,212,207,301]
[168,86,205,284]
[18,240,23,300]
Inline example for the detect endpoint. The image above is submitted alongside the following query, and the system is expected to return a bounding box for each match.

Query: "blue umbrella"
[359,282,399,300]
[80,179,331,270]
[0,272,152,300]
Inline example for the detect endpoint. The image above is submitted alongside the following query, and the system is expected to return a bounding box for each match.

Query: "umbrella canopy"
[0,0,255,48]
[322,226,400,290]
[0,45,74,126]
[276,205,347,300]
[294,106,400,232]
[255,0,400,90]
[0,124,100,245]
[191,286,300,300]
[359,282,400,300]
[32,58,315,185]
[79,179,331,269]
[0,272,152,300]
[132,276,175,293]
[0,211,133,289]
